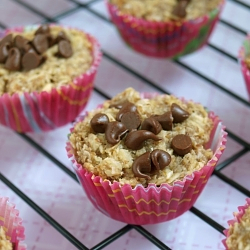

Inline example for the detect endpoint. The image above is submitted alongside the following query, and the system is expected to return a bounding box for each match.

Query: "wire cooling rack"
[0,0,250,249]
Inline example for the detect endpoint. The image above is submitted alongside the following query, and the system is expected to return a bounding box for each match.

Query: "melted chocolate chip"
[125,130,161,150]
[151,149,171,171]
[171,103,189,123]
[35,24,50,35]
[56,31,70,43]
[90,113,109,133]
[57,40,72,58]
[132,151,152,180]
[32,34,49,54]
[5,47,21,71]
[0,34,12,46]
[116,101,137,121]
[171,134,192,156]
[22,51,42,71]
[172,0,190,18]
[105,121,128,145]
[0,42,11,63]
[14,35,31,54]
[141,117,162,135]
[121,111,141,131]
[153,111,173,131]
[132,149,171,179]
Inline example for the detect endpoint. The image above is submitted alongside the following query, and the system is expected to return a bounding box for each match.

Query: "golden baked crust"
[245,56,250,70]
[0,227,12,250]
[110,0,222,21]
[226,206,250,250]
[70,88,213,187]
[0,25,93,95]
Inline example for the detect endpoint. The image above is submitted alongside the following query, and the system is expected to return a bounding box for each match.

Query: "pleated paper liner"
[239,35,250,100]
[0,24,102,133]
[222,198,250,250]
[66,93,227,225]
[0,197,26,250]
[106,0,225,58]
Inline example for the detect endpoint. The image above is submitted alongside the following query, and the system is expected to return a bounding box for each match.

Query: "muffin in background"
[223,198,250,250]
[0,24,102,133]
[0,197,26,250]
[239,35,250,100]
[66,88,227,225]
[106,0,225,58]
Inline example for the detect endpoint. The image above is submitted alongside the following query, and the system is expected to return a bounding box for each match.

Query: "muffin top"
[69,88,214,187]
[110,0,222,22]
[0,227,12,250]
[0,25,93,95]
[226,206,250,250]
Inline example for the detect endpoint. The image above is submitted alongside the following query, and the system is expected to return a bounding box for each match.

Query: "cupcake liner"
[0,197,26,250]
[239,35,250,100]
[0,24,102,133]
[222,198,250,250]
[106,0,224,58]
[66,93,227,225]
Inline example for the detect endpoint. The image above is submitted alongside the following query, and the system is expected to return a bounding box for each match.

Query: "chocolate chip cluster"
[90,100,193,179]
[0,24,73,71]
[172,0,191,18]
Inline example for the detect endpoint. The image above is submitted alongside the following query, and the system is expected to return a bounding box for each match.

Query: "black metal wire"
[0,173,89,250]
[2,0,250,249]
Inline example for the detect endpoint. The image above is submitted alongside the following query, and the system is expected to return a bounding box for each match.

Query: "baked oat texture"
[0,25,93,95]
[110,0,221,21]
[70,88,214,187]
[245,55,250,70]
[226,206,250,250]
[0,227,12,250]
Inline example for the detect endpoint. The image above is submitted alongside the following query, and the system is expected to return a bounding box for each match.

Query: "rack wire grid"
[0,0,250,249]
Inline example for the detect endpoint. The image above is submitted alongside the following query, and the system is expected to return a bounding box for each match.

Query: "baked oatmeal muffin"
[223,198,250,250]
[239,35,250,100]
[0,24,101,133]
[67,88,227,224]
[0,197,26,250]
[106,0,224,58]
[0,227,13,250]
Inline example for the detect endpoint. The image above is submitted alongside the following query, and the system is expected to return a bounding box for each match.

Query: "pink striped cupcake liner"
[0,197,26,250]
[222,198,250,249]
[66,93,227,225]
[0,24,102,133]
[239,35,250,100]
[106,0,225,58]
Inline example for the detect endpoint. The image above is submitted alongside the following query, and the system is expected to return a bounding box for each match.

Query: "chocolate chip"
[105,121,128,145]
[172,0,189,18]
[14,35,31,54]
[35,24,50,35]
[171,103,189,123]
[125,130,161,150]
[132,152,152,180]
[22,51,42,71]
[46,34,56,47]
[56,31,70,43]
[5,47,21,71]
[171,134,192,156]
[141,117,162,135]
[151,149,171,171]
[57,40,72,58]
[121,111,141,131]
[90,113,109,133]
[32,34,49,54]
[0,42,11,63]
[153,111,173,131]
[132,149,171,179]
[116,101,137,121]
[0,34,12,46]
